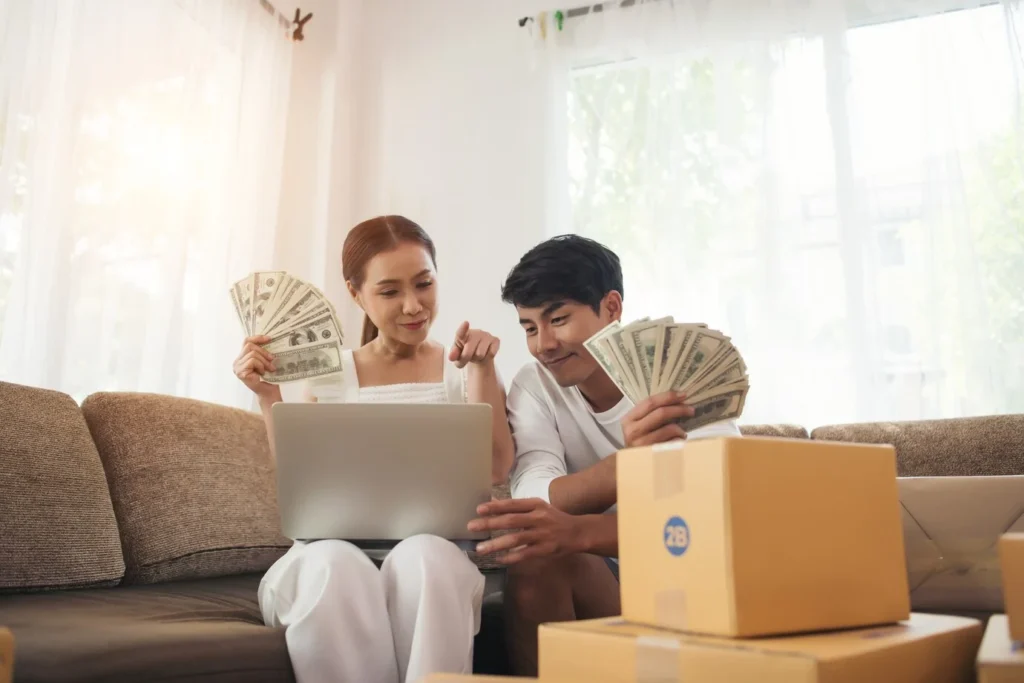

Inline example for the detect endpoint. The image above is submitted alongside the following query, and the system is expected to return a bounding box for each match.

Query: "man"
[468,234,740,675]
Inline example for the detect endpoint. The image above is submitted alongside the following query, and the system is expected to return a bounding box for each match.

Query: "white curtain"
[536,0,1024,428]
[0,0,292,408]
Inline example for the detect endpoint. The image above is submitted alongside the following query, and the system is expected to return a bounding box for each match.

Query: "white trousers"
[258,535,485,683]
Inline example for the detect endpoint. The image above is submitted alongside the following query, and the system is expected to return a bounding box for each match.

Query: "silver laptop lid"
[271,402,492,544]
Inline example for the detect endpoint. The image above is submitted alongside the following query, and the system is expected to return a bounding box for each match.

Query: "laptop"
[899,474,1024,613]
[271,402,492,547]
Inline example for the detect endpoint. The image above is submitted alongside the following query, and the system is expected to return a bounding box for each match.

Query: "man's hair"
[501,234,623,313]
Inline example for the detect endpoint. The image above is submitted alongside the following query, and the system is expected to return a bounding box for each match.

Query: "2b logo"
[663,516,690,556]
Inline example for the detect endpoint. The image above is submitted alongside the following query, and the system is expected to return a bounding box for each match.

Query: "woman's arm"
[257,394,281,464]
[466,360,515,485]
[257,383,317,465]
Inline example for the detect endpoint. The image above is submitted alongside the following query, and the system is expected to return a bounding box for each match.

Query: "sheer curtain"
[0,0,292,408]
[538,0,1024,427]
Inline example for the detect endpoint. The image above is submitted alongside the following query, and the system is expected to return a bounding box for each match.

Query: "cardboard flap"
[899,476,1024,612]
[901,503,943,592]
[976,615,1024,667]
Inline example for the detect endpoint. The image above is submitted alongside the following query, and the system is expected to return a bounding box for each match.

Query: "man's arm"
[546,455,617,515]
[469,499,619,562]
[507,383,569,500]
[575,511,618,557]
[547,391,704,514]
[508,380,619,515]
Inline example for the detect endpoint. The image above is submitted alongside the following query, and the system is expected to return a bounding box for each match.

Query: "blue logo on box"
[664,516,690,556]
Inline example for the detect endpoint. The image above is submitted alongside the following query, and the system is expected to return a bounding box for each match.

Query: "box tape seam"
[653,443,685,500]
[636,635,681,683]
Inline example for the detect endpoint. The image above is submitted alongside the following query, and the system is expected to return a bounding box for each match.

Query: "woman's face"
[353,242,438,345]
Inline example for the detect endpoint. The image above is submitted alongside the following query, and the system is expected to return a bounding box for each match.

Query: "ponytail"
[361,314,379,346]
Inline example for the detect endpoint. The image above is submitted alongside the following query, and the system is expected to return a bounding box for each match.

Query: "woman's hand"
[233,336,283,404]
[449,321,500,368]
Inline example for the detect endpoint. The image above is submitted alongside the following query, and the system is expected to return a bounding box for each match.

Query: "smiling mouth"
[543,353,574,367]
[401,320,427,330]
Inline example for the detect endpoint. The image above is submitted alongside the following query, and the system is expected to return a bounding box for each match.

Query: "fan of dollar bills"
[229,271,344,384]
[584,317,749,432]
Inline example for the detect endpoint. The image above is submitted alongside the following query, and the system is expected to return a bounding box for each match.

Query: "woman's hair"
[342,215,437,346]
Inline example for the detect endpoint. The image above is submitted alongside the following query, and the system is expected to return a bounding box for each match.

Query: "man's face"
[516,297,618,387]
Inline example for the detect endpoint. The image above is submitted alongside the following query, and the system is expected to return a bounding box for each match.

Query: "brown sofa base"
[1,574,293,683]
[1,573,513,682]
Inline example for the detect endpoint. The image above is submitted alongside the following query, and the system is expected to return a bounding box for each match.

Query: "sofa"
[1,379,1022,682]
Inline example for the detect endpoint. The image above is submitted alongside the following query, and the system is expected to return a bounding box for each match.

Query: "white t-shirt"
[506,361,742,502]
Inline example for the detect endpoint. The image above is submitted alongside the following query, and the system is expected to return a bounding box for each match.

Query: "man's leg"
[504,553,620,676]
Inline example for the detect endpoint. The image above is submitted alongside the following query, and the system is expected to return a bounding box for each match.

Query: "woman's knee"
[301,539,375,569]
[262,541,381,627]
[382,534,482,592]
[387,534,471,569]
[287,540,380,592]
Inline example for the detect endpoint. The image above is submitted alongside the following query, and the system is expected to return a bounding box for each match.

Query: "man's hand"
[468,498,583,564]
[449,321,500,369]
[622,391,695,447]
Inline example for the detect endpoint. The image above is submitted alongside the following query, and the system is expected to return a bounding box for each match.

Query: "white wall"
[351,0,563,380]
[280,0,563,381]
[275,0,368,352]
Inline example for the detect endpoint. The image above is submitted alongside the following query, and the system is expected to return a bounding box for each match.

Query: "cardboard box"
[617,436,910,637]
[539,613,982,683]
[900,476,1024,613]
[999,533,1024,641]
[976,615,1024,683]
[418,677,536,682]
[0,628,12,683]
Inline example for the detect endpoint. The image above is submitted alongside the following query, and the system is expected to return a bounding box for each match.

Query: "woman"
[232,215,515,683]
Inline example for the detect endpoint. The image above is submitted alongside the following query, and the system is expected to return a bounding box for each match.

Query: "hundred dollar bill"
[676,386,748,433]
[252,271,285,335]
[583,323,637,401]
[232,277,255,336]
[588,322,644,403]
[265,287,324,336]
[657,325,701,393]
[626,316,673,396]
[260,276,304,334]
[687,346,740,392]
[687,359,746,399]
[668,329,730,394]
[229,286,245,334]
[261,340,343,384]
[264,311,343,352]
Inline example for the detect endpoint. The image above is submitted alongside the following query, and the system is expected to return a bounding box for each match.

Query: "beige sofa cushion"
[740,423,809,439]
[81,393,291,584]
[811,414,1024,477]
[0,381,124,592]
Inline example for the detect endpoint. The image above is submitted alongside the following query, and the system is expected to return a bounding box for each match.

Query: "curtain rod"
[519,0,1002,31]
[517,0,654,28]
[257,0,313,41]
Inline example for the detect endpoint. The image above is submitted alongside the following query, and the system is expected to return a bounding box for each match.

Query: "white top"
[300,346,467,561]
[506,361,742,502]
[305,347,467,405]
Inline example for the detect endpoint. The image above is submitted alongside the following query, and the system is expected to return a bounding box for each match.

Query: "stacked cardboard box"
[999,533,1024,641]
[538,436,984,682]
[420,676,536,682]
[975,532,1024,681]
[0,628,12,683]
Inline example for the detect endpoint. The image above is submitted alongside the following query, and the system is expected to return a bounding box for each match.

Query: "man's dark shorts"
[604,557,620,582]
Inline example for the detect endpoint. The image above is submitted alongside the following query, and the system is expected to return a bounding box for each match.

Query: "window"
[0,1,292,408]
[567,3,1024,426]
